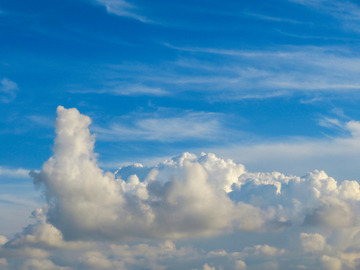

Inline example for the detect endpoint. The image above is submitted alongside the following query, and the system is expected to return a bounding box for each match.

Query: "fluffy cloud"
[201,264,215,270]
[235,260,247,270]
[29,106,264,241]
[0,236,8,246]
[5,106,360,269]
[320,255,342,270]
[300,233,326,252]
[21,259,72,270]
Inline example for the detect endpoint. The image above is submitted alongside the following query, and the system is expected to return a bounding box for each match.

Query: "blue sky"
[3,0,360,269]
[2,0,360,171]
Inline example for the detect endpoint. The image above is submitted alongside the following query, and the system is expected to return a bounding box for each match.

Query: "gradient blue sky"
[3,0,360,266]
[2,0,360,170]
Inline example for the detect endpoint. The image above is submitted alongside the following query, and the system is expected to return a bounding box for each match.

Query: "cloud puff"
[0,236,8,246]
[300,233,326,252]
[320,255,342,270]
[6,106,360,269]
[235,260,247,270]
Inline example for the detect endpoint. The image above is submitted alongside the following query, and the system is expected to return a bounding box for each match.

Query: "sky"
[2,0,360,269]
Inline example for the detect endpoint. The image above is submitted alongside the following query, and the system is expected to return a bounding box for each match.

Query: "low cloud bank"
[2,106,360,269]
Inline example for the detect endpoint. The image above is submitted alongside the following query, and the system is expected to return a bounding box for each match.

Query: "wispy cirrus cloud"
[69,82,169,96]
[244,11,310,24]
[86,45,360,101]
[290,0,360,30]
[93,0,150,23]
[0,78,18,103]
[0,167,29,178]
[92,110,226,142]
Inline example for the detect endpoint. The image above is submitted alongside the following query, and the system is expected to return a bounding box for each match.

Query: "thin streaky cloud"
[290,0,360,23]
[91,112,225,142]
[276,30,355,40]
[68,83,169,96]
[244,11,310,24]
[0,167,29,178]
[115,45,360,95]
[27,115,54,127]
[163,43,265,56]
[0,194,39,207]
[94,0,152,23]
[0,78,18,103]
[221,91,290,100]
[317,117,343,129]
[330,108,350,119]
[163,43,355,58]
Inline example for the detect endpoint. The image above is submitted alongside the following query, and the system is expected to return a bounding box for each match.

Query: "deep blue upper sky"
[2,0,360,172]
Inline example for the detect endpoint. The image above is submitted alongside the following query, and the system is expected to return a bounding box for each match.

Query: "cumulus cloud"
[300,233,326,252]
[201,264,215,270]
[5,106,360,269]
[0,236,8,246]
[235,260,247,270]
[21,259,72,270]
[29,106,266,241]
[320,255,342,270]
[253,245,285,257]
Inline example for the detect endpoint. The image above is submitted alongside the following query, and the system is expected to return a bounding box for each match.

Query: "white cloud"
[30,107,246,241]
[320,255,342,270]
[29,107,360,238]
[0,236,8,246]
[202,264,215,270]
[244,12,308,24]
[300,233,326,252]
[99,45,360,100]
[235,260,247,270]
[27,115,54,127]
[21,259,72,270]
[92,111,225,142]
[69,83,169,96]
[290,0,360,22]
[6,106,360,269]
[0,78,18,103]
[0,167,29,178]
[253,245,285,257]
[210,119,360,181]
[94,0,149,22]
[80,251,113,269]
